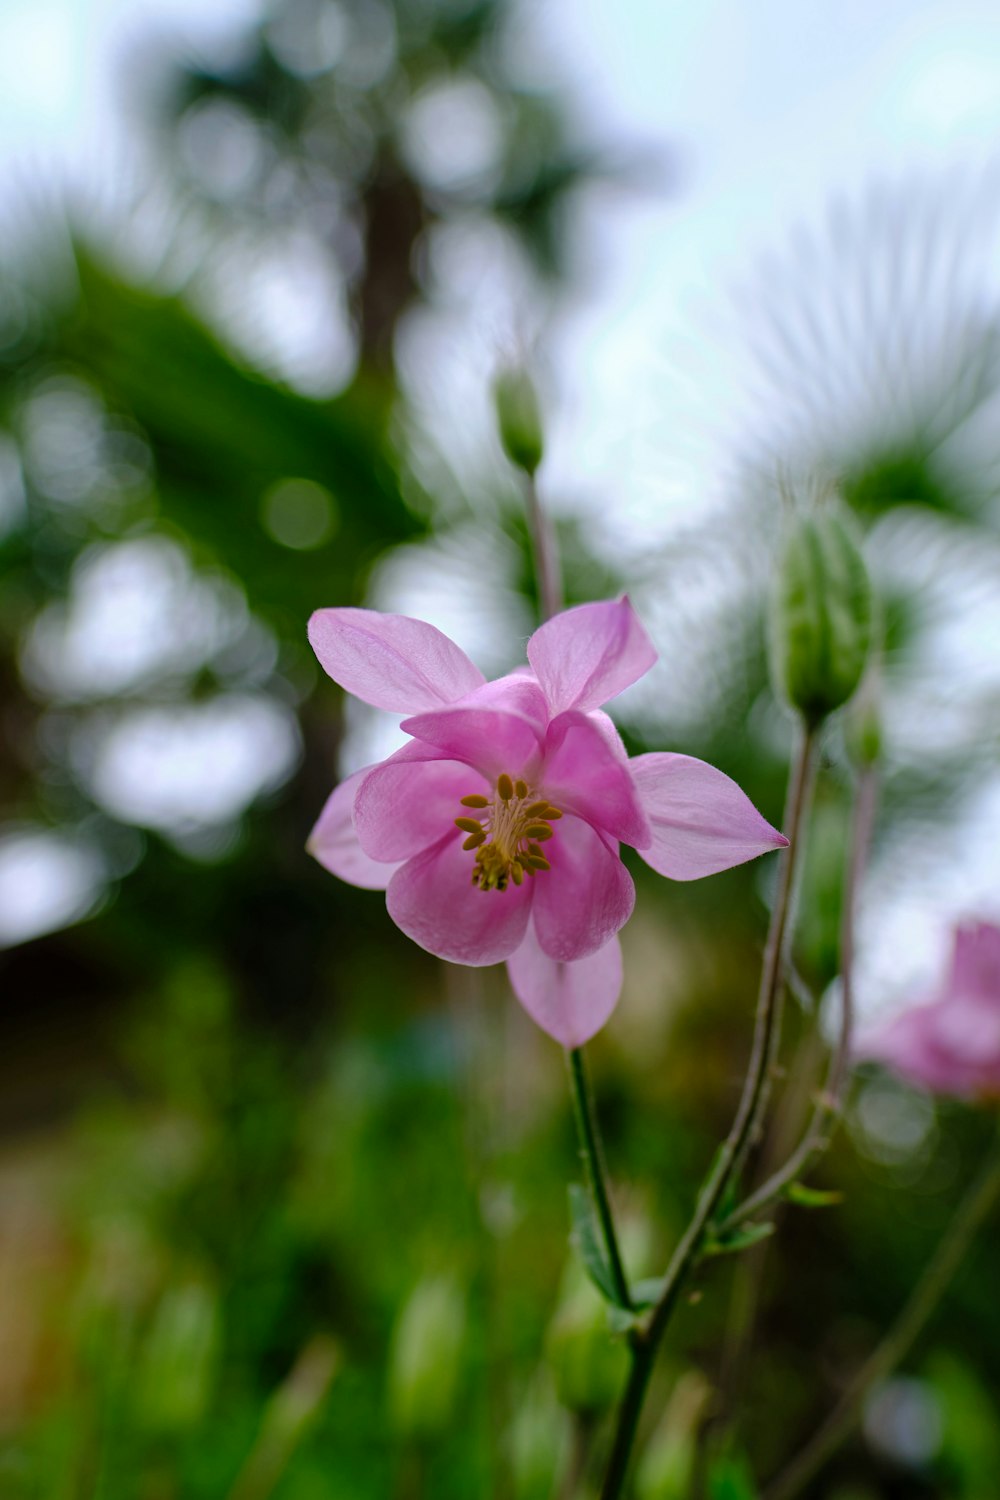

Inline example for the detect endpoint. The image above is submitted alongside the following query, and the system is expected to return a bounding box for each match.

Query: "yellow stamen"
[455,772,563,891]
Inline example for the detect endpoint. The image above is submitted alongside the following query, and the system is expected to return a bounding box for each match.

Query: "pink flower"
[858,921,1000,1101]
[307,598,787,1047]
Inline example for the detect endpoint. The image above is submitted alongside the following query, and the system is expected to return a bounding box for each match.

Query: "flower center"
[454,772,562,891]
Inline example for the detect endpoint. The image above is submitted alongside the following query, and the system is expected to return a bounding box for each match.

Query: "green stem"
[717,763,876,1236]
[567,1046,633,1311]
[525,471,563,625]
[597,725,818,1500]
[763,1127,1000,1500]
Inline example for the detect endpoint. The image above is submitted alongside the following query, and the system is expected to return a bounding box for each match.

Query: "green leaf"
[786,1182,844,1208]
[606,1305,641,1335]
[702,1222,775,1258]
[568,1184,625,1307]
[630,1276,667,1308]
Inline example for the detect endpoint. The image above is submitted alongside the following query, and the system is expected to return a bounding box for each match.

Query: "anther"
[497,773,514,802]
[514,778,528,799]
[455,817,484,834]
[460,794,489,808]
[525,824,553,841]
[463,832,486,849]
[510,863,523,885]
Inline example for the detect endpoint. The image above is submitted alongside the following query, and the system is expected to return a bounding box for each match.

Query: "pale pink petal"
[526,597,657,715]
[507,921,623,1047]
[858,1003,979,1096]
[531,813,635,961]
[630,753,787,880]
[307,769,401,890]
[354,745,488,861]
[386,832,533,965]
[541,710,651,849]
[400,678,545,781]
[307,607,485,712]
[950,922,1000,1003]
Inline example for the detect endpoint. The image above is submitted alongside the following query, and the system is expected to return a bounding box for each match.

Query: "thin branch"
[717,764,876,1234]
[763,1128,1000,1500]
[596,726,818,1500]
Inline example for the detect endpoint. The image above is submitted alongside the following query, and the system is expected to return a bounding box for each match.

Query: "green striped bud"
[494,365,544,476]
[770,507,873,726]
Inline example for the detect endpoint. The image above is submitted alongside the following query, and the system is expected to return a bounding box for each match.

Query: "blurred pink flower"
[307,598,787,1046]
[859,922,1000,1100]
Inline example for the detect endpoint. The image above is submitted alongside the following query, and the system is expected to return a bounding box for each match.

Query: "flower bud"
[770,506,874,726]
[494,365,544,476]
[387,1272,466,1440]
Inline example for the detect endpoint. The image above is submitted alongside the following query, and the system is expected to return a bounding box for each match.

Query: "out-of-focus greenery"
[1,3,999,1498]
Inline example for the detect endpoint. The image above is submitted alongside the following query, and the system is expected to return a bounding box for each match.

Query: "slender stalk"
[597,727,818,1500]
[525,471,563,625]
[717,764,876,1235]
[763,1128,1000,1500]
[567,1046,633,1310]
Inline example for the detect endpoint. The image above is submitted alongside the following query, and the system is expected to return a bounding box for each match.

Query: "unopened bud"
[387,1273,466,1440]
[770,505,873,726]
[494,365,544,476]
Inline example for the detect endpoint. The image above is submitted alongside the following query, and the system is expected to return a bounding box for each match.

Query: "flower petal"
[307,769,401,890]
[400,674,546,780]
[526,596,657,715]
[542,710,651,848]
[354,744,488,861]
[857,1003,976,1096]
[950,922,1000,1003]
[386,831,533,965]
[308,607,485,712]
[507,921,623,1047]
[531,813,635,961]
[630,753,787,880]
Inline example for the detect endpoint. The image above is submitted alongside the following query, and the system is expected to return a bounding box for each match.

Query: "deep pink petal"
[307,769,401,890]
[526,596,657,715]
[386,831,533,965]
[950,922,1000,1003]
[400,676,546,781]
[307,607,485,712]
[531,813,635,961]
[354,745,488,861]
[630,753,787,880]
[542,710,651,848]
[507,921,623,1047]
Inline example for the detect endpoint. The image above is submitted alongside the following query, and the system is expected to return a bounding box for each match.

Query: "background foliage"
[1,3,998,1497]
